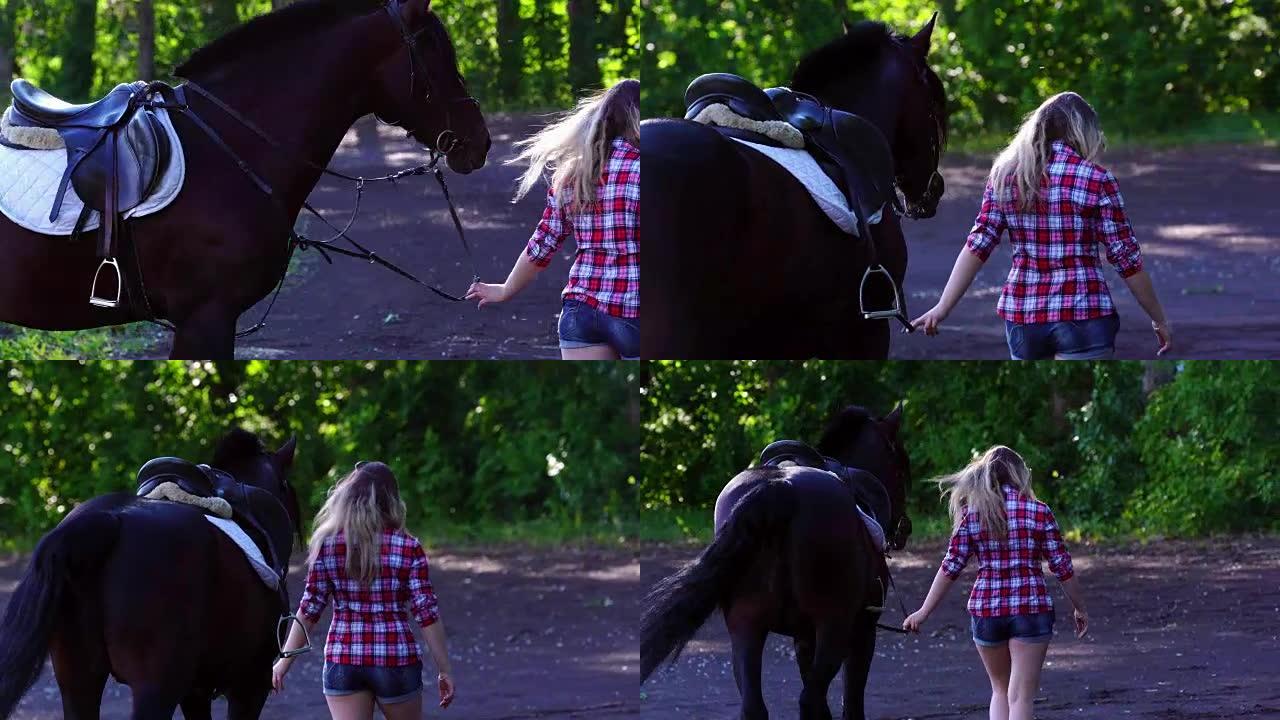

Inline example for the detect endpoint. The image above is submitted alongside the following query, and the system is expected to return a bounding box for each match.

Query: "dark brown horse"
[0,0,490,359]
[641,405,912,720]
[0,429,303,720]
[642,18,947,359]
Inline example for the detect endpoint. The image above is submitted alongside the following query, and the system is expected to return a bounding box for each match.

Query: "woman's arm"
[912,248,986,335]
[467,251,545,306]
[903,567,957,631]
[1058,576,1089,638]
[1120,269,1172,355]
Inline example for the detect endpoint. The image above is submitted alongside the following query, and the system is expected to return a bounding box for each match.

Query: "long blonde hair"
[989,92,1105,211]
[509,78,640,210]
[306,461,407,585]
[935,446,1034,539]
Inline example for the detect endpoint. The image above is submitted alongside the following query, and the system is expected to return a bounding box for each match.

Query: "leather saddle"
[7,79,177,309]
[758,439,892,532]
[683,73,911,327]
[135,456,287,580]
[684,73,900,231]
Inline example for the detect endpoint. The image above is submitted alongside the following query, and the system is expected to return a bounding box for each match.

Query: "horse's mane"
[176,0,383,78]
[815,405,876,456]
[792,20,949,152]
[212,428,267,468]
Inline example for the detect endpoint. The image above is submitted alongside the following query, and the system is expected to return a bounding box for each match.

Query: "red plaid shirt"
[939,485,1074,617]
[298,528,440,666]
[966,140,1144,325]
[525,137,639,319]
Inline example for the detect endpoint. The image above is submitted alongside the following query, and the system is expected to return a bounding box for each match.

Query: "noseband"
[381,0,480,152]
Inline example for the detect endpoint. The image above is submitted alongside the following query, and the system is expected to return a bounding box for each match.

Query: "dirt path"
[168,112,562,360]
[2,546,639,719]
[891,144,1280,359]
[640,537,1280,719]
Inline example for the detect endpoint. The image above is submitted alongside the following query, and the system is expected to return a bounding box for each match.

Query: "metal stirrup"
[89,258,122,308]
[859,263,912,331]
[277,613,313,659]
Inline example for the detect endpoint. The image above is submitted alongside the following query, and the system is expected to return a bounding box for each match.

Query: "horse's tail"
[640,479,794,683]
[0,510,120,719]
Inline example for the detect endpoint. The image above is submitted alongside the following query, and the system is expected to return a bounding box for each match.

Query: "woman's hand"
[1073,607,1089,638]
[910,305,948,336]
[466,282,509,308]
[1152,320,1172,356]
[271,657,294,693]
[902,608,930,633]
[437,672,456,709]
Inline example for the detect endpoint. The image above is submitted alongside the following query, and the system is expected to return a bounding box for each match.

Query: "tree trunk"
[204,0,240,42]
[496,0,522,102]
[567,0,601,93]
[137,0,155,81]
[61,0,97,101]
[0,1,16,104]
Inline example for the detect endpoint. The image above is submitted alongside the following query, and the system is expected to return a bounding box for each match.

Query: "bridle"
[378,0,481,154]
[127,0,484,337]
[897,38,945,220]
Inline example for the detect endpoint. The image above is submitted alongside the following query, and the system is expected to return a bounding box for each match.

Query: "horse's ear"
[275,436,297,471]
[910,12,938,58]
[882,402,904,436]
[842,17,853,34]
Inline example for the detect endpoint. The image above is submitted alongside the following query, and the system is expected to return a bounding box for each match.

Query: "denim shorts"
[558,299,639,360]
[1005,313,1119,360]
[322,661,422,704]
[971,610,1055,647]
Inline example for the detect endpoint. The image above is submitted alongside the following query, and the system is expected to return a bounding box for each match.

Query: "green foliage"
[643,361,1277,540]
[0,361,640,548]
[642,0,1279,140]
[3,0,638,111]
[1126,361,1279,535]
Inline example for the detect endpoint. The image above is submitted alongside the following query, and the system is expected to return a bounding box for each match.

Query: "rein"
[127,1,480,337]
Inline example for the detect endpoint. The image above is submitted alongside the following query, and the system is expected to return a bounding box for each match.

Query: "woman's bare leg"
[562,345,620,360]
[1007,639,1050,720]
[975,642,1011,720]
[325,692,375,720]
[377,692,424,720]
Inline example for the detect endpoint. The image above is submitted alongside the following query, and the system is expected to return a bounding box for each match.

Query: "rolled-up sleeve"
[525,187,571,268]
[965,181,1006,261]
[407,541,441,628]
[1097,171,1143,278]
[1041,508,1075,582]
[298,548,332,623]
[939,518,973,579]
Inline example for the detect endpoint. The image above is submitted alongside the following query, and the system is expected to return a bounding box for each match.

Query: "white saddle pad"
[730,137,884,237]
[205,515,280,591]
[0,107,186,236]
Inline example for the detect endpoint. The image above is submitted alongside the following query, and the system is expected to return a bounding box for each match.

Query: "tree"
[203,0,239,44]
[0,0,21,106]
[137,0,155,81]
[61,0,97,101]
[496,0,522,102]
[567,0,601,93]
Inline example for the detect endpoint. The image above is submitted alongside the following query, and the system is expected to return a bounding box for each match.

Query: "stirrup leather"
[89,257,122,308]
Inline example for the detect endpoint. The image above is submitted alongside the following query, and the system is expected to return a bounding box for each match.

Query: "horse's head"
[211,428,303,547]
[370,0,492,173]
[792,16,947,220]
[816,403,913,550]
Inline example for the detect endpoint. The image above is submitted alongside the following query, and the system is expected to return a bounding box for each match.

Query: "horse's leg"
[50,630,109,720]
[839,617,878,720]
[178,694,214,720]
[169,302,237,359]
[726,604,770,720]
[128,685,183,720]
[225,685,271,720]
[798,621,848,720]
[793,634,815,687]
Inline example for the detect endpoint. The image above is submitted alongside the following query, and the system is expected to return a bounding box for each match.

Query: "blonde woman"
[912,92,1171,359]
[466,79,640,360]
[272,462,455,720]
[903,446,1087,720]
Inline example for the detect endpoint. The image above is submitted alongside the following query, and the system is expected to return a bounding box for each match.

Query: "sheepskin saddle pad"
[0,104,185,236]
